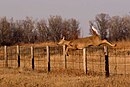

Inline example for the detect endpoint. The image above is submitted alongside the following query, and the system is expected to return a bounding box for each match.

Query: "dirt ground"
[0,68,129,87]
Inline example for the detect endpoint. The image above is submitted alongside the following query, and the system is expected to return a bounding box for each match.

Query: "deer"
[57,26,116,55]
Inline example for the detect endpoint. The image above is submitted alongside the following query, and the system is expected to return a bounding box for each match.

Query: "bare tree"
[0,16,81,46]
[95,13,110,39]
[22,17,35,43]
[109,15,130,41]
[37,19,49,42]
[48,16,63,41]
[90,14,130,41]
[66,18,80,40]
[47,16,80,41]
[0,17,12,45]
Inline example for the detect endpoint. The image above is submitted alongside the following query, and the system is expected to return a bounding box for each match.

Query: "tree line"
[89,13,130,41]
[1,13,130,46]
[0,16,80,46]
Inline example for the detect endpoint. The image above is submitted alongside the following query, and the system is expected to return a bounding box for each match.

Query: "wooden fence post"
[46,46,50,72]
[83,48,87,74]
[17,45,20,68]
[104,46,109,77]
[63,45,67,69]
[31,46,34,70]
[4,46,8,67]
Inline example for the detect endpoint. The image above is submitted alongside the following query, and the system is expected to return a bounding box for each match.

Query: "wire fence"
[109,47,130,75]
[0,45,130,76]
[0,47,4,68]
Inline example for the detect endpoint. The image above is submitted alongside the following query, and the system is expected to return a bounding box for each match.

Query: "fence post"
[104,46,109,77]
[31,46,34,70]
[4,46,8,67]
[83,48,87,74]
[17,45,20,68]
[46,46,50,72]
[63,45,67,69]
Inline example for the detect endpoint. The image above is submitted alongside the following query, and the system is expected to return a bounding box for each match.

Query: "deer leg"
[65,45,76,56]
[65,47,69,56]
[101,39,116,47]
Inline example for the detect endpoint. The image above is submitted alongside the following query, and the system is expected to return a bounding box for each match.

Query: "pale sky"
[0,0,130,37]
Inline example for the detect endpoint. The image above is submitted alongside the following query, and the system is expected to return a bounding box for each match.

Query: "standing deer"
[57,26,116,55]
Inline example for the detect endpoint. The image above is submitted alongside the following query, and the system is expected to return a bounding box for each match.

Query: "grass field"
[0,41,130,87]
[0,68,130,87]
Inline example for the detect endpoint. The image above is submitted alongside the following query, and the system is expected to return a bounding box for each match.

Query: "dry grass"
[114,40,130,48]
[17,41,58,47]
[0,68,130,87]
[15,40,130,48]
[0,41,130,87]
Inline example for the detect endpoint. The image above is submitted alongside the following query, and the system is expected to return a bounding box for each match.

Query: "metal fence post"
[104,46,109,77]
[17,45,20,68]
[31,46,34,70]
[4,46,8,67]
[63,45,67,69]
[46,46,50,72]
[83,48,87,74]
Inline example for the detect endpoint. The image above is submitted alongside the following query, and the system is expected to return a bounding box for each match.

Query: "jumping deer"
[57,26,116,55]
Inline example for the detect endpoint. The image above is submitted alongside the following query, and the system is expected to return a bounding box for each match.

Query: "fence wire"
[34,47,47,71]
[86,47,105,75]
[109,47,130,75]
[7,46,17,68]
[0,46,130,76]
[0,47,4,68]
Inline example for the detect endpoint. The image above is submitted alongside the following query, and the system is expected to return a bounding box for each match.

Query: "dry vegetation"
[1,14,130,87]
[114,40,130,48]
[21,41,58,47]
[17,38,130,48]
[0,68,130,87]
[0,41,130,87]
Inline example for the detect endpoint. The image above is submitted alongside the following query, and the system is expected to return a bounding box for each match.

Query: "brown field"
[0,68,130,87]
[0,41,130,87]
